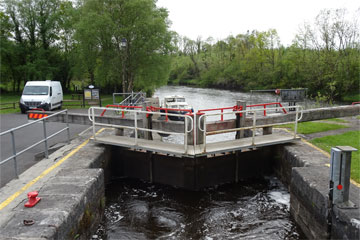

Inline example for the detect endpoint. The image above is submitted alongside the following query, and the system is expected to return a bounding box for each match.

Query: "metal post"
[196,113,204,145]
[203,115,207,153]
[134,111,138,145]
[66,110,70,144]
[252,111,256,145]
[92,107,96,139]
[10,131,18,178]
[236,100,246,139]
[43,120,49,159]
[329,146,358,208]
[294,108,299,138]
[184,116,188,153]
[193,114,197,147]
[113,93,116,105]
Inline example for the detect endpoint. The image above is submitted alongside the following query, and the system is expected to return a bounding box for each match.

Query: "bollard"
[235,100,246,139]
[24,191,41,208]
[142,101,152,140]
[329,146,358,208]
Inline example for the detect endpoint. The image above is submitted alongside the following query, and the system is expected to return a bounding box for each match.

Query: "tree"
[74,0,173,94]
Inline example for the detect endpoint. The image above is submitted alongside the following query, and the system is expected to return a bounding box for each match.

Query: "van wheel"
[21,109,26,114]
[58,104,62,110]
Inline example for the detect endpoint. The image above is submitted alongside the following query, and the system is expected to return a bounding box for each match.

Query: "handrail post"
[203,115,207,153]
[294,107,299,138]
[236,100,246,139]
[10,131,19,178]
[92,107,96,139]
[43,119,49,159]
[252,111,256,145]
[264,105,266,116]
[134,111,138,145]
[184,116,188,153]
[66,110,70,144]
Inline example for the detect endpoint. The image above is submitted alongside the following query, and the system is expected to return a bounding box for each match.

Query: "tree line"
[1,0,173,95]
[1,1,359,101]
[169,9,360,102]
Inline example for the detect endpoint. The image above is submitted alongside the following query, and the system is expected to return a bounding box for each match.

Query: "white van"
[19,80,63,113]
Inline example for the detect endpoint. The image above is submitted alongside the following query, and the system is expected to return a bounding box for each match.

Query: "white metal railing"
[198,105,303,153]
[113,91,146,106]
[88,107,194,153]
[0,109,70,179]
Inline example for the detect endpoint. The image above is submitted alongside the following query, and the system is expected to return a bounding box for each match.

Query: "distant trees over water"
[169,9,360,102]
[1,1,359,102]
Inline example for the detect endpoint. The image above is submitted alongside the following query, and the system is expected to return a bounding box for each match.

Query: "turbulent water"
[93,86,305,240]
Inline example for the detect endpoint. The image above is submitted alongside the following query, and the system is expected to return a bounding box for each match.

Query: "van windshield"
[23,86,49,95]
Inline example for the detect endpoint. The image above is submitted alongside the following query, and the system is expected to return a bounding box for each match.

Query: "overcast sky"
[156,0,359,46]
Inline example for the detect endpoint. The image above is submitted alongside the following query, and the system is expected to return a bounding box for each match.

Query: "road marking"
[0,128,105,211]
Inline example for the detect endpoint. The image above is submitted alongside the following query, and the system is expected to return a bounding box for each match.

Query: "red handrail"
[198,106,240,121]
[147,106,193,122]
[247,102,287,116]
[100,105,142,118]
[352,102,360,105]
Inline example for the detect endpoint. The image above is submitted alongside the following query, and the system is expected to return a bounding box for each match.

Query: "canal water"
[93,86,305,239]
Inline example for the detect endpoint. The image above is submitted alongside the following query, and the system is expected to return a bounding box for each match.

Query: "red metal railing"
[100,105,142,118]
[198,106,242,121]
[147,106,193,122]
[246,102,287,116]
[352,102,360,105]
[197,102,287,121]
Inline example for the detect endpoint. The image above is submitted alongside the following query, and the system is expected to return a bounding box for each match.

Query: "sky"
[156,0,360,46]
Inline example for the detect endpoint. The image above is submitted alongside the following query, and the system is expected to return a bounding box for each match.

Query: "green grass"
[0,93,21,114]
[321,118,349,123]
[278,121,348,134]
[0,93,114,114]
[357,116,360,120]
[342,92,360,102]
[310,131,360,183]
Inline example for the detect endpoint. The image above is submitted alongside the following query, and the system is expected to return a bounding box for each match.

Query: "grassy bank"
[311,131,360,183]
[342,92,360,103]
[0,93,114,114]
[279,121,348,134]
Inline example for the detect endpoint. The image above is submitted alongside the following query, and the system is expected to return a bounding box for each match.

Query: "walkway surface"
[0,110,90,187]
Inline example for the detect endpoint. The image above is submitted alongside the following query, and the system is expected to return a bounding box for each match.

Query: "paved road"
[0,110,90,187]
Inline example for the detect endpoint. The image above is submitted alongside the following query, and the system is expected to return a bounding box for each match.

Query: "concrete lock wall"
[274,141,360,240]
[110,146,274,190]
[0,138,110,240]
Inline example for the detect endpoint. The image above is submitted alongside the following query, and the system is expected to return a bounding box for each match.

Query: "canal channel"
[94,86,305,239]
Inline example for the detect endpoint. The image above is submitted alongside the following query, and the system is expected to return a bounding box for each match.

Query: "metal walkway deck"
[94,131,299,157]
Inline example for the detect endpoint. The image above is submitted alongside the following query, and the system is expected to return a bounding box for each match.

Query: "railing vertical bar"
[134,111,138,145]
[193,114,197,150]
[66,110,70,144]
[184,116,188,153]
[92,107,96,140]
[252,111,256,145]
[203,115,207,153]
[10,131,19,178]
[43,119,49,159]
[294,109,299,138]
